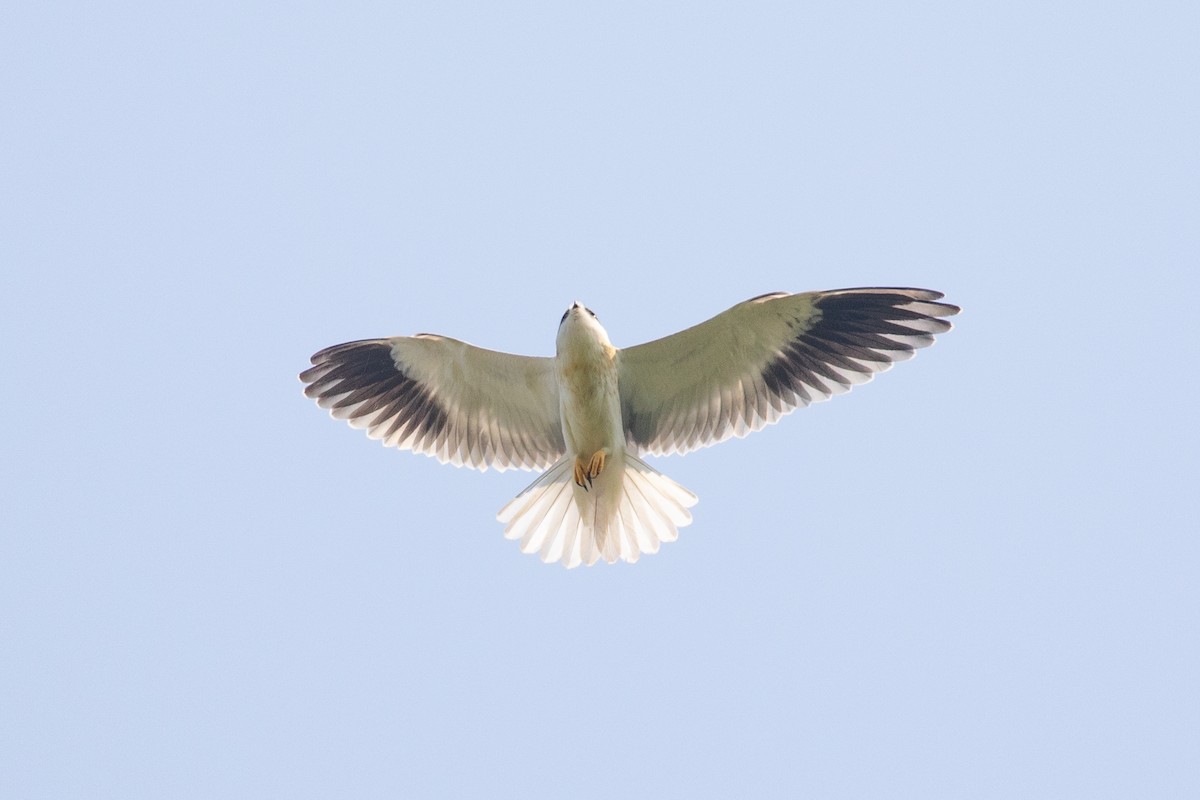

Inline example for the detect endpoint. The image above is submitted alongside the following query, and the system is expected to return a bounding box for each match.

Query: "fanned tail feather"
[497,454,697,568]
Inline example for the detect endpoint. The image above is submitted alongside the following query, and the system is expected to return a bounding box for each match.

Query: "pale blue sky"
[3,1,1197,797]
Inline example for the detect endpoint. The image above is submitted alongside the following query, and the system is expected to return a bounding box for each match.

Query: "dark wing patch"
[761,288,958,407]
[300,339,449,454]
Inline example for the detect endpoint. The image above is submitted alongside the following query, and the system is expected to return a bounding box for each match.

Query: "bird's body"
[555,303,621,473]
[495,302,696,566]
[301,288,959,567]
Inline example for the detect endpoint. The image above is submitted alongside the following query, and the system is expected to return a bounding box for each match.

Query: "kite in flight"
[301,288,959,568]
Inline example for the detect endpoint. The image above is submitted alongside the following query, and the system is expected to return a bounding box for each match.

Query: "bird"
[300,287,959,568]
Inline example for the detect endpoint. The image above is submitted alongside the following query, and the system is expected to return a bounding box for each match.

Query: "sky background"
[3,1,1198,797]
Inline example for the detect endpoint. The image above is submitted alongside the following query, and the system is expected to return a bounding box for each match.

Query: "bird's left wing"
[301,335,565,471]
[618,288,959,456]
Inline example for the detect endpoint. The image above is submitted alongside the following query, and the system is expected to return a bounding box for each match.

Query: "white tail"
[496,454,698,568]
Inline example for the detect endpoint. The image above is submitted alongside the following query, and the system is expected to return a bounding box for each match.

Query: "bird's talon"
[573,451,607,490]
[587,450,607,480]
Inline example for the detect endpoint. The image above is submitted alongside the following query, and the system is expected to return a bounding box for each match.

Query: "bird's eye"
[560,309,570,324]
[586,308,597,319]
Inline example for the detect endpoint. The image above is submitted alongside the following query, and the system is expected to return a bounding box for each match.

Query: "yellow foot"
[573,450,608,490]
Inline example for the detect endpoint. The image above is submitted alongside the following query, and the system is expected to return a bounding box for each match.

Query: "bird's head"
[557,301,611,354]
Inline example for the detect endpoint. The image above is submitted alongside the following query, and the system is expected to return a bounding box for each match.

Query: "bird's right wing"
[300,335,565,472]
[617,288,959,456]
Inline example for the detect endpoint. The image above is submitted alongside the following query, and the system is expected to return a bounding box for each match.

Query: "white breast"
[555,309,624,457]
